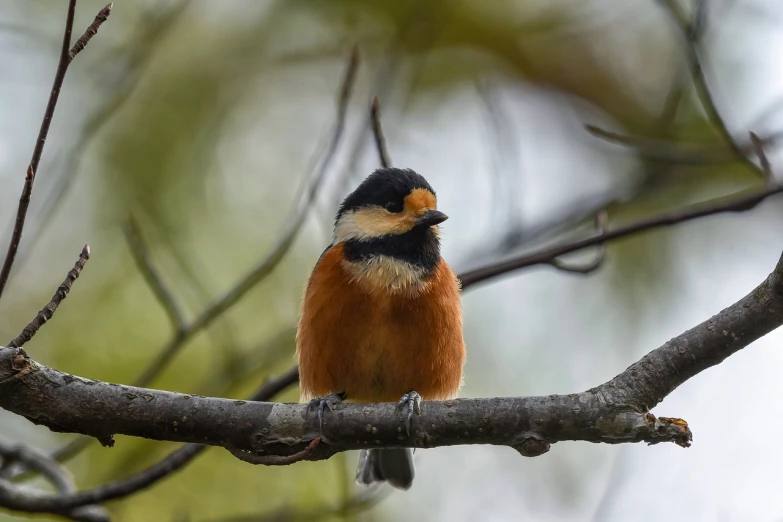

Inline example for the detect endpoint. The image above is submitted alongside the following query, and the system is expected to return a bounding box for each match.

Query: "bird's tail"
[355,448,414,490]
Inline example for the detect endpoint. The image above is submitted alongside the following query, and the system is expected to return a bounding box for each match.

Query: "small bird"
[296,167,466,490]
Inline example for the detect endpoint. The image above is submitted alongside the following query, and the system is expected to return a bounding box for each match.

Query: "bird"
[296,167,466,491]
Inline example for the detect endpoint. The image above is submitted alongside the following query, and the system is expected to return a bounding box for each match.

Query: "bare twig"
[123,219,186,334]
[549,210,608,275]
[8,245,90,348]
[0,164,36,300]
[750,131,774,185]
[68,3,112,60]
[656,66,687,133]
[23,1,191,267]
[0,0,109,301]
[133,45,358,388]
[0,442,108,522]
[459,185,783,289]
[370,96,392,168]
[0,443,72,498]
[658,0,765,179]
[227,437,320,466]
[585,124,783,166]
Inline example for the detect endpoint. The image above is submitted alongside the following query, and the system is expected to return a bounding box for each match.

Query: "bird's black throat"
[343,225,440,277]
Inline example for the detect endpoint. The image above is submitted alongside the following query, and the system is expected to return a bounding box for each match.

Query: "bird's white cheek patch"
[333,209,413,242]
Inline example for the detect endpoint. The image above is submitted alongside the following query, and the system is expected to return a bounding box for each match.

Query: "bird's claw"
[396,391,422,436]
[307,393,344,431]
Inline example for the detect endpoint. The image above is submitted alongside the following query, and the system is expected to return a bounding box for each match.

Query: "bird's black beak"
[415,210,448,227]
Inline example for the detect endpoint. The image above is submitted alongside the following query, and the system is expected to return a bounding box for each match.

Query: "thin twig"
[549,210,608,275]
[658,0,766,179]
[370,96,392,168]
[749,131,774,186]
[459,185,783,289]
[23,1,191,268]
[0,165,36,300]
[0,442,108,522]
[123,219,186,334]
[8,245,90,348]
[227,437,320,466]
[476,78,525,250]
[585,124,783,166]
[0,443,73,495]
[656,66,687,134]
[133,45,358,388]
[0,0,109,301]
[68,3,112,60]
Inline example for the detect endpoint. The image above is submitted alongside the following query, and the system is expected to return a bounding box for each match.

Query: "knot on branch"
[0,347,34,383]
[513,436,551,457]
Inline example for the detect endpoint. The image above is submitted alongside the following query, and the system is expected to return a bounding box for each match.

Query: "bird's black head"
[333,168,447,279]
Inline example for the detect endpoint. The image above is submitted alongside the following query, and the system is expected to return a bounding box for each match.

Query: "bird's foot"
[307,392,344,430]
[396,391,422,436]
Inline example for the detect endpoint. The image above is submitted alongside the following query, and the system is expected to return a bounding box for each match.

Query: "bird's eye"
[383,201,402,213]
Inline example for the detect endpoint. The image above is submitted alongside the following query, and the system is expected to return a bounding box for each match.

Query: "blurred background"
[1,0,783,520]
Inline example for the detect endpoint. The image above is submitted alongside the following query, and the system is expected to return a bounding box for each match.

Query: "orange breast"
[296,243,465,403]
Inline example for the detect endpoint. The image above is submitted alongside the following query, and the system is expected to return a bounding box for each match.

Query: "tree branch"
[548,210,608,275]
[132,44,359,388]
[8,245,90,348]
[2,247,782,512]
[0,442,108,521]
[750,131,774,186]
[459,184,783,290]
[123,219,186,335]
[584,124,783,166]
[370,96,392,168]
[658,0,765,178]
[68,3,112,60]
[0,366,298,517]
[0,0,110,301]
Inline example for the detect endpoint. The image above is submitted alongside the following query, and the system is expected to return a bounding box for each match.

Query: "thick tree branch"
[0,366,298,516]
[1,248,782,512]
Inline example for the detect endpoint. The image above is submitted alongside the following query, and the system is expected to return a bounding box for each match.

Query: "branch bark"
[1,248,782,512]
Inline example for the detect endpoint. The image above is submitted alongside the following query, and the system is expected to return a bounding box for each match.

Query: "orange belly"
[296,243,465,403]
